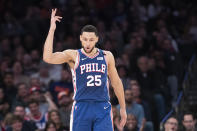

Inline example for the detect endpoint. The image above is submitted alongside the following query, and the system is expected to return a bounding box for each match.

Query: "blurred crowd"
[0,0,197,131]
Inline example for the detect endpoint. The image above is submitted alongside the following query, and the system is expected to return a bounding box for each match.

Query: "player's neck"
[82,48,98,57]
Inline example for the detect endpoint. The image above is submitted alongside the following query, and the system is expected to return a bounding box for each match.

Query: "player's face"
[80,32,98,53]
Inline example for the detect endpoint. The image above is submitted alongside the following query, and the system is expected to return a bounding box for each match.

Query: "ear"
[80,35,82,41]
[96,36,99,43]
[164,123,167,129]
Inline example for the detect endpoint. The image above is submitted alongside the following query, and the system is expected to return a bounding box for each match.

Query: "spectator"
[147,0,164,19]
[188,15,197,42]
[22,54,35,75]
[124,114,140,131]
[6,105,38,131]
[49,67,73,103]
[31,62,53,88]
[0,60,9,82]
[1,71,17,103]
[182,112,197,131]
[44,121,57,131]
[2,113,13,130]
[26,100,48,130]
[12,61,29,86]
[117,88,145,128]
[28,86,57,114]
[117,65,130,89]
[29,77,41,88]
[0,38,12,57]
[6,115,23,131]
[30,49,41,71]
[130,84,153,123]
[164,116,178,131]
[134,55,166,122]
[48,110,68,131]
[11,83,30,110]
[0,88,10,121]
[57,91,72,129]
[14,46,26,63]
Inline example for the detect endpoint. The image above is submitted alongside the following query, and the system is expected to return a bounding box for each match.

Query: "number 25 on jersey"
[87,75,101,86]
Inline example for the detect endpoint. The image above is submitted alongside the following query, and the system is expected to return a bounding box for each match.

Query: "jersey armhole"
[73,51,80,71]
[103,51,108,73]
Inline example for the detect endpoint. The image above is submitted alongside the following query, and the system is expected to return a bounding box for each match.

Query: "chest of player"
[79,62,106,75]
[76,49,107,75]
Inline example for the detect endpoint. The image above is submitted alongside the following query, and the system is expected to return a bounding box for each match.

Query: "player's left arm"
[105,51,127,128]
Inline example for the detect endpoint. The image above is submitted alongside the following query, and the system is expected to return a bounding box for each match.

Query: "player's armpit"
[43,49,77,64]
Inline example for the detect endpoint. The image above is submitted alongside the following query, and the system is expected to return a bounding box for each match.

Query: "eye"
[83,38,87,41]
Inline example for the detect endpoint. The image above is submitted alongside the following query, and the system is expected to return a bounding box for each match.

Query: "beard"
[82,46,95,54]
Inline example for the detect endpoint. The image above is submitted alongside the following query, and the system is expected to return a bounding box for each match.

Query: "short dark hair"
[81,25,98,36]
[183,111,195,120]
[28,99,39,107]
[14,103,26,110]
[165,115,178,124]
[11,115,23,124]
[17,82,28,89]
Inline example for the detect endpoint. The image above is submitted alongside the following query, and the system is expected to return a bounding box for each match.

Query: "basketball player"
[43,9,127,131]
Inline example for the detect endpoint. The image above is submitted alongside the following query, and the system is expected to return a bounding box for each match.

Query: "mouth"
[84,47,93,53]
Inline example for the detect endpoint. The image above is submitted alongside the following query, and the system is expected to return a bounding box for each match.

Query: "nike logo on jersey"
[104,106,109,109]
[80,63,106,74]
[81,57,87,61]
[97,57,103,60]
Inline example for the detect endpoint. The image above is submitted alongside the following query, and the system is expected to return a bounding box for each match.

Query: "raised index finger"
[51,8,57,17]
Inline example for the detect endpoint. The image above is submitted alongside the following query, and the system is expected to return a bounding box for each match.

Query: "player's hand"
[50,8,62,31]
[120,108,127,128]
[114,117,124,131]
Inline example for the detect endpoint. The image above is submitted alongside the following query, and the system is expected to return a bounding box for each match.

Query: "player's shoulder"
[62,49,78,61]
[63,49,78,53]
[101,50,115,65]
[63,49,78,56]
[102,50,114,57]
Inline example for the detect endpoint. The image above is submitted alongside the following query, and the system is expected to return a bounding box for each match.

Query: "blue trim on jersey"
[73,49,109,102]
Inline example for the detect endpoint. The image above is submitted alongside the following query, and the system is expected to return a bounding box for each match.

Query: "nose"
[85,42,91,48]
[86,40,91,45]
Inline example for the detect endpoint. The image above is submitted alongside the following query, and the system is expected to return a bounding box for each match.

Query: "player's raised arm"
[106,51,127,128]
[43,8,75,64]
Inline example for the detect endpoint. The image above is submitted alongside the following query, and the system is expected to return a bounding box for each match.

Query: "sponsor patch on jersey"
[97,57,103,60]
